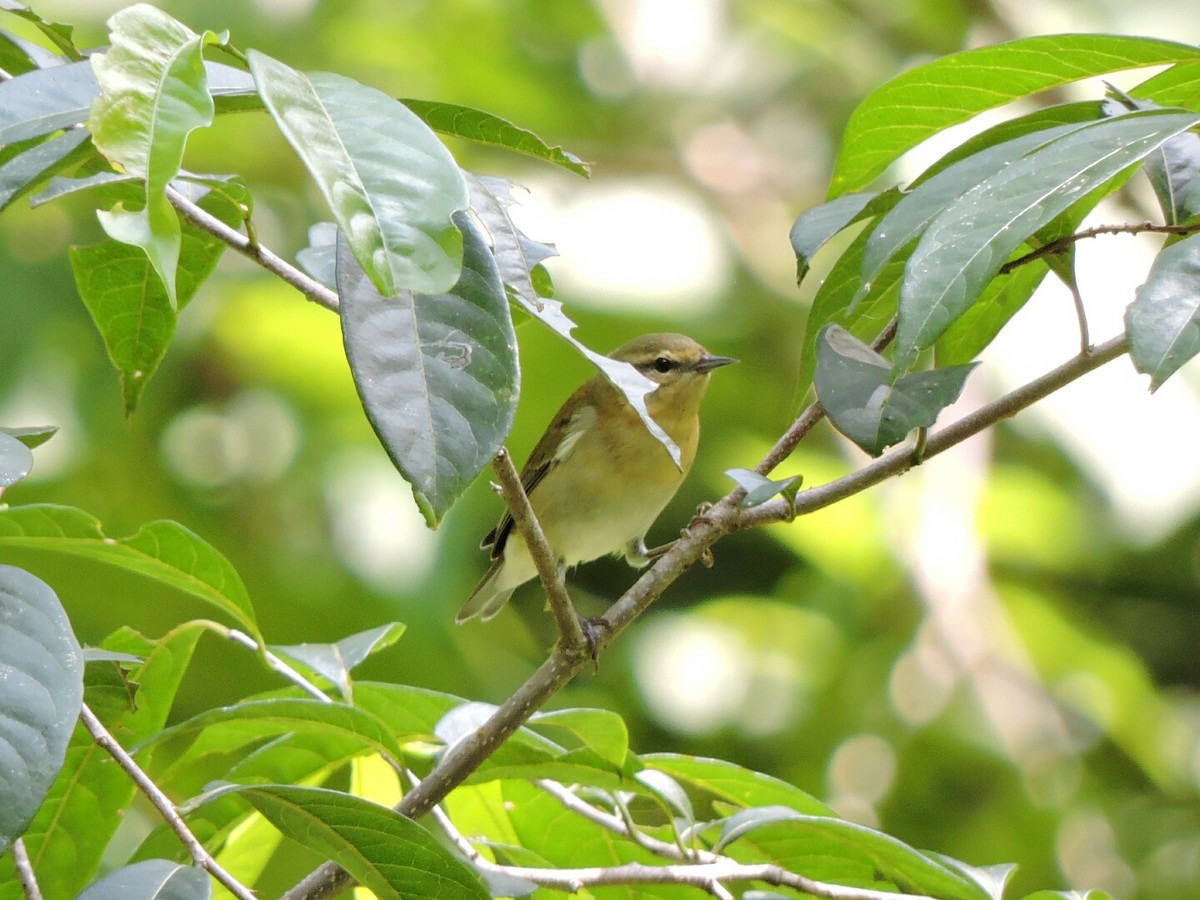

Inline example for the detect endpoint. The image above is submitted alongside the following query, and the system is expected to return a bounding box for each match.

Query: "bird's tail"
[456,558,516,622]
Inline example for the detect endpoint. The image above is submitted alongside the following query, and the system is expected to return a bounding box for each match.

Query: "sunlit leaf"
[528,708,629,768]
[895,109,1200,369]
[643,754,833,817]
[1126,230,1200,390]
[0,0,81,60]
[0,504,260,643]
[0,566,82,855]
[403,98,589,177]
[193,783,490,899]
[339,214,517,527]
[248,50,468,296]
[815,325,976,456]
[831,34,1200,195]
[89,4,217,307]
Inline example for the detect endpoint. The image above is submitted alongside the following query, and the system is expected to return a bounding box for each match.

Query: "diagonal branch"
[79,702,256,900]
[999,220,1200,275]
[490,448,586,650]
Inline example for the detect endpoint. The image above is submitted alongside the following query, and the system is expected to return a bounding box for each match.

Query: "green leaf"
[0,25,62,73]
[0,623,205,899]
[339,214,518,527]
[0,129,91,212]
[0,504,261,643]
[403,98,589,177]
[716,806,990,900]
[0,61,100,144]
[895,109,1200,369]
[0,426,57,450]
[71,182,245,413]
[248,50,468,296]
[933,260,1050,367]
[145,697,403,766]
[195,783,490,899]
[1126,230,1200,390]
[815,325,976,456]
[0,1,82,60]
[0,431,33,488]
[465,176,681,466]
[1103,91,1200,225]
[528,708,629,768]
[830,33,1200,195]
[295,220,337,287]
[724,468,802,509]
[89,5,216,308]
[643,754,834,817]
[789,191,880,284]
[271,622,406,702]
[0,566,83,854]
[76,860,210,900]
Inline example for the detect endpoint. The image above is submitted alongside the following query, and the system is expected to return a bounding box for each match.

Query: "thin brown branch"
[79,703,256,900]
[166,185,340,312]
[1000,220,1200,275]
[11,838,42,900]
[491,448,586,650]
[283,328,1129,900]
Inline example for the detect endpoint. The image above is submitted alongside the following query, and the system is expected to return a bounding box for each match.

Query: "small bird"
[457,333,736,622]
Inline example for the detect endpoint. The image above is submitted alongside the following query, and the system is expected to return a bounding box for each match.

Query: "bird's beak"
[695,353,738,372]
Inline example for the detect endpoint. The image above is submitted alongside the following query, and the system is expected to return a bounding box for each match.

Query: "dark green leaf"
[271,622,406,701]
[933,260,1050,367]
[830,34,1200,195]
[75,860,210,900]
[815,325,976,456]
[195,783,490,899]
[790,191,880,284]
[339,214,518,527]
[0,504,260,643]
[403,98,589,177]
[645,754,833,817]
[725,468,802,509]
[0,623,205,899]
[0,27,62,73]
[248,50,469,296]
[90,5,216,307]
[71,183,244,413]
[1103,91,1200,224]
[0,566,82,854]
[31,170,138,206]
[0,425,58,449]
[895,109,1200,369]
[1126,231,1200,390]
[0,431,32,488]
[0,129,91,212]
[716,806,990,900]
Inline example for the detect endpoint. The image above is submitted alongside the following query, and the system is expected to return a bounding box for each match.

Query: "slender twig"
[165,186,340,312]
[78,703,257,900]
[283,328,1130,900]
[536,779,696,860]
[11,838,42,900]
[490,448,587,651]
[1068,279,1091,353]
[1000,220,1200,275]
[224,627,332,702]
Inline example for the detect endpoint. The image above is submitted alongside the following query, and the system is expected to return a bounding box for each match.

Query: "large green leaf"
[0,566,82,854]
[89,4,216,308]
[248,49,469,296]
[1103,92,1200,225]
[1126,230,1200,390]
[815,325,976,456]
[194,783,490,899]
[715,806,991,900]
[830,33,1200,195]
[71,182,245,413]
[0,504,260,643]
[76,860,210,900]
[403,99,589,177]
[895,109,1200,369]
[339,214,518,527]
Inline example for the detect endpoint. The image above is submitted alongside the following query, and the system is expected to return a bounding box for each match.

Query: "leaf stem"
[78,702,257,900]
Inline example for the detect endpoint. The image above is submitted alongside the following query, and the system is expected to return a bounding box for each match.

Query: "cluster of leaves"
[791,34,1200,455]
[0,3,1191,899]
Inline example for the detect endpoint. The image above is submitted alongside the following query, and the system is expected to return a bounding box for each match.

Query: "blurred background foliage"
[3,0,1200,897]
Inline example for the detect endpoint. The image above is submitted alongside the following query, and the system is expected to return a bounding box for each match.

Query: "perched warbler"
[457,333,736,622]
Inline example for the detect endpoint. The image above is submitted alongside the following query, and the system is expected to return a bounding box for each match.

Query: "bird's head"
[610,333,737,391]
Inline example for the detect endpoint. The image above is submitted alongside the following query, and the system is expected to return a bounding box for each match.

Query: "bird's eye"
[653,356,674,373]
